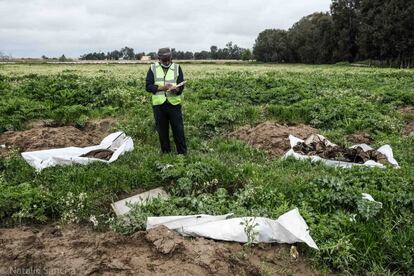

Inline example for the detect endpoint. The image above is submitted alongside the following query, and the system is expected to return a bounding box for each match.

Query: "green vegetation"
[0,63,413,274]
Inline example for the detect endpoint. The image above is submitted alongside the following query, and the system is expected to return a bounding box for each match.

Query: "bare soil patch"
[405,122,414,135]
[346,132,372,144]
[228,121,318,156]
[0,118,114,155]
[399,106,414,113]
[0,224,319,275]
[399,106,414,135]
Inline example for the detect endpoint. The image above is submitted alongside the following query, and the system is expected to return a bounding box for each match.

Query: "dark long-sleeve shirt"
[145,64,185,95]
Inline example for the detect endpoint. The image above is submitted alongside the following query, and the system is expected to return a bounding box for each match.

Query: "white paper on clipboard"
[175,81,186,88]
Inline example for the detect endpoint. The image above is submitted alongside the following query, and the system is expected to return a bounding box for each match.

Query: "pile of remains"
[293,135,388,164]
[80,149,114,160]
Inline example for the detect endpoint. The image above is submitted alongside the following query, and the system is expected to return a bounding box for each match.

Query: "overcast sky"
[0,0,331,58]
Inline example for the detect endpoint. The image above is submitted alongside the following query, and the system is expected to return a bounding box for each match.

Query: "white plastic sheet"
[361,193,383,207]
[284,134,399,169]
[111,188,169,217]
[21,131,133,171]
[147,208,318,250]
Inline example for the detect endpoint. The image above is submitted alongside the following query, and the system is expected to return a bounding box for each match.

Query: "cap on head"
[157,47,172,59]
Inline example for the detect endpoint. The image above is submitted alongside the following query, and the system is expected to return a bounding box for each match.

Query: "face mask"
[160,62,171,69]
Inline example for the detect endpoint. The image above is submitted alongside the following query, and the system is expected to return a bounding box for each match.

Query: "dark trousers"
[153,101,187,154]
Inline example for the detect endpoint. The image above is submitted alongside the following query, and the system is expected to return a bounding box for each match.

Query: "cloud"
[0,0,331,57]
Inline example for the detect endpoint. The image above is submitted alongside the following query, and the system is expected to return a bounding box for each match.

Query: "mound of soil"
[0,118,114,154]
[228,121,318,156]
[399,106,414,114]
[405,123,414,135]
[0,225,319,275]
[399,106,414,135]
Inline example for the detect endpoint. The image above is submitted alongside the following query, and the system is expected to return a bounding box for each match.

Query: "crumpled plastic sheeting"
[284,134,399,169]
[361,193,383,207]
[21,131,133,171]
[147,208,318,250]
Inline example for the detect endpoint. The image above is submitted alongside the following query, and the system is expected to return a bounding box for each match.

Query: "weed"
[241,217,259,247]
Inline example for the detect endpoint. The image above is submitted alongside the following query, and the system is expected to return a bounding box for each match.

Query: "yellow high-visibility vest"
[151,62,182,106]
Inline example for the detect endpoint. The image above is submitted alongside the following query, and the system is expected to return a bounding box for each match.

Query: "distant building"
[140,56,151,61]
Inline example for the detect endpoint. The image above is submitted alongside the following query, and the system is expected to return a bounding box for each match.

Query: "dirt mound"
[0,224,319,275]
[399,106,414,135]
[0,118,114,154]
[399,106,414,113]
[228,121,318,156]
[405,123,414,135]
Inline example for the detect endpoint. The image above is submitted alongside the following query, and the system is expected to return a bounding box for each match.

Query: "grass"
[0,63,413,274]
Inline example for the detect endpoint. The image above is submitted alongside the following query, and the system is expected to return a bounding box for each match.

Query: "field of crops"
[0,63,413,274]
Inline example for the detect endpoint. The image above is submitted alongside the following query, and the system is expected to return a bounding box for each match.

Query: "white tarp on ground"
[283,134,399,169]
[21,131,133,171]
[112,188,170,217]
[147,208,318,250]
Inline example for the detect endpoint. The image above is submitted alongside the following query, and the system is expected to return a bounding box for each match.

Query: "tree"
[194,51,210,60]
[120,46,135,60]
[135,52,145,60]
[147,52,157,59]
[253,29,291,62]
[226,42,244,59]
[80,52,106,60]
[386,0,414,67]
[357,0,414,67]
[107,50,122,60]
[58,54,67,62]
[210,45,218,59]
[216,47,229,59]
[288,12,335,64]
[172,49,187,60]
[241,49,252,61]
[184,51,194,60]
[251,0,413,66]
[330,0,360,62]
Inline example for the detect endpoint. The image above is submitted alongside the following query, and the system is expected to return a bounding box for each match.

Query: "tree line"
[49,0,413,67]
[253,0,414,67]
[79,42,252,61]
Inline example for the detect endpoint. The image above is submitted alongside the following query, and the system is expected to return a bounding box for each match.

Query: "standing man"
[145,48,187,154]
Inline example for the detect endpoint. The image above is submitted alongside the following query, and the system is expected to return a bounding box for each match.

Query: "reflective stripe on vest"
[151,62,182,106]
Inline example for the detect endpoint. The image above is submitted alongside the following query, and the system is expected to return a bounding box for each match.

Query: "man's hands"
[168,86,178,93]
[158,83,178,93]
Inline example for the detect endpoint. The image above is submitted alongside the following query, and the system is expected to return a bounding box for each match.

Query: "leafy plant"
[241,217,259,247]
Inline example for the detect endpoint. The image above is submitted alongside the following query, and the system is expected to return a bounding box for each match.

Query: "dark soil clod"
[80,149,114,160]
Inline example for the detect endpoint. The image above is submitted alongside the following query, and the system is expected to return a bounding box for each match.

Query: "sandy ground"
[0,224,319,276]
[228,121,318,157]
